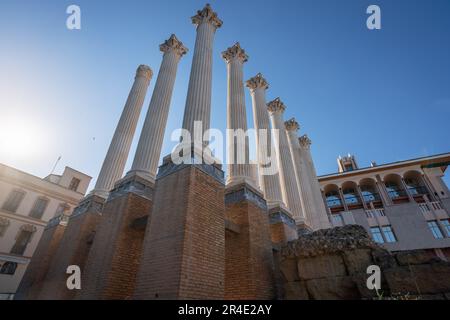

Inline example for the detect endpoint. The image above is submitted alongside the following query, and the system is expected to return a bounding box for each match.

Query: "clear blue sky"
[0,0,449,190]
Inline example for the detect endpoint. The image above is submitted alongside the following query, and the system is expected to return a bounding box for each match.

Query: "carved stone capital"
[267,97,286,114]
[285,118,300,132]
[160,34,188,58]
[191,4,223,30]
[299,134,312,149]
[136,64,153,81]
[246,73,269,91]
[222,42,248,64]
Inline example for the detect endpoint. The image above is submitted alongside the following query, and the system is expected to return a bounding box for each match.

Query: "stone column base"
[76,174,154,300]
[224,182,275,300]
[133,157,225,300]
[15,214,69,300]
[36,195,105,300]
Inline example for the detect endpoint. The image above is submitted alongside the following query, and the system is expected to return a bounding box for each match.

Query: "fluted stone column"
[267,98,304,222]
[286,119,329,230]
[92,65,152,198]
[129,35,188,181]
[182,4,222,144]
[246,74,283,206]
[222,43,253,185]
[299,135,331,229]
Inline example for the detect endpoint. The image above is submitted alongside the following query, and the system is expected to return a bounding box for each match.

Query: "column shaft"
[299,135,332,229]
[223,43,252,184]
[93,65,152,197]
[130,35,187,180]
[182,7,222,142]
[268,99,304,221]
[246,74,283,205]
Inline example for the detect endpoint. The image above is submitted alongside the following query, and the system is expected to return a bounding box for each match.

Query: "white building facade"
[0,164,91,299]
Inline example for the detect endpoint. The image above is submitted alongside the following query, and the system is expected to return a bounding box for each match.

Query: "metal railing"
[362,192,382,203]
[366,209,386,218]
[419,201,444,214]
[407,186,430,196]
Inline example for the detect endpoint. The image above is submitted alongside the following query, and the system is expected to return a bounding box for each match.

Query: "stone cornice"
[222,42,248,64]
[246,73,269,91]
[285,118,300,132]
[299,134,312,149]
[267,97,286,114]
[191,4,223,30]
[136,65,153,81]
[160,34,188,58]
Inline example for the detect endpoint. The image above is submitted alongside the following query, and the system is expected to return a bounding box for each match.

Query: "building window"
[331,214,344,225]
[370,227,384,244]
[441,220,450,237]
[0,217,10,237]
[10,226,36,255]
[326,191,342,207]
[68,178,81,192]
[29,197,49,219]
[382,226,397,243]
[2,190,26,213]
[428,221,444,239]
[343,188,360,205]
[0,262,18,275]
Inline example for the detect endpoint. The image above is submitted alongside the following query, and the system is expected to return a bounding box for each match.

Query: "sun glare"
[0,116,43,158]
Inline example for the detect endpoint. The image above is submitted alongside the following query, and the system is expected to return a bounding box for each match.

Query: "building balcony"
[366,208,390,227]
[388,189,410,204]
[418,201,449,221]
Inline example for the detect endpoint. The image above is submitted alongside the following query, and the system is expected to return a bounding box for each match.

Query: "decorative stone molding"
[107,174,155,202]
[284,118,300,132]
[71,195,105,219]
[222,42,248,64]
[191,3,223,30]
[160,34,188,58]
[299,134,312,149]
[267,97,286,114]
[225,184,267,211]
[246,73,269,91]
[20,224,37,234]
[269,211,296,228]
[135,64,153,81]
[0,217,10,236]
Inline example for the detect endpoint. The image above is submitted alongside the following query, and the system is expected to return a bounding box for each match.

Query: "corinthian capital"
[299,134,312,149]
[285,118,300,132]
[136,65,153,81]
[246,73,269,92]
[267,98,286,114]
[222,42,248,64]
[191,4,223,30]
[160,34,188,58]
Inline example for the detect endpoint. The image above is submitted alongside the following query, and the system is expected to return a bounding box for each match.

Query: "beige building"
[0,163,91,299]
[318,153,450,259]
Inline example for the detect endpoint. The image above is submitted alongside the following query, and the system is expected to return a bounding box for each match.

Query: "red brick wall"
[76,192,152,300]
[133,165,225,300]
[37,210,102,300]
[15,223,66,300]
[225,193,275,299]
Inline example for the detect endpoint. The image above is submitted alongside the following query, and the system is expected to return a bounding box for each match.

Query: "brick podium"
[224,181,275,299]
[76,174,154,300]
[15,214,68,300]
[133,156,225,300]
[37,195,105,300]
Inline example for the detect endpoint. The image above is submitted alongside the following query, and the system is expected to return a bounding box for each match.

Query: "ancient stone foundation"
[279,225,450,300]
[76,175,154,300]
[133,159,226,300]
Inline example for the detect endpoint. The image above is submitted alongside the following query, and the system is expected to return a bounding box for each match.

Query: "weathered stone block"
[395,250,442,266]
[297,254,347,280]
[343,249,373,275]
[306,276,360,300]
[284,281,309,300]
